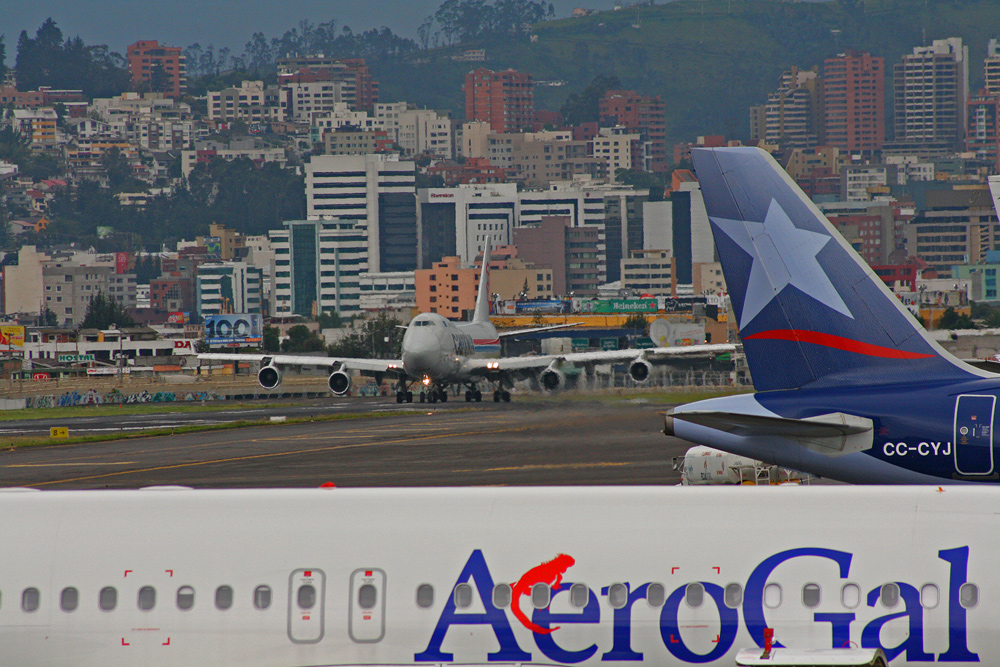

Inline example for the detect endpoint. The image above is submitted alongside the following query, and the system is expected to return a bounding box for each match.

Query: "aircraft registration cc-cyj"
[665,147,1000,485]
[200,240,733,403]
[0,484,996,666]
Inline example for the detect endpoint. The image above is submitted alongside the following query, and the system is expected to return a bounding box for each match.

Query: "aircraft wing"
[198,353,402,374]
[497,322,583,337]
[465,343,736,374]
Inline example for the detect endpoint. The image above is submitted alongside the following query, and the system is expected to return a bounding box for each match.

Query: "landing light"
[487,361,500,369]
[422,376,432,386]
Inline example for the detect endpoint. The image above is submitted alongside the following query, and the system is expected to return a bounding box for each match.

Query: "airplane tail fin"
[472,237,492,323]
[690,147,984,391]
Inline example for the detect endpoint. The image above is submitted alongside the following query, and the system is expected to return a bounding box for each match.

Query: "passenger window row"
[417,581,980,612]
[12,585,274,613]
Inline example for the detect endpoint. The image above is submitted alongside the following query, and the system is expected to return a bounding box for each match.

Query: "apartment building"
[196,262,264,317]
[824,50,885,152]
[127,41,186,98]
[464,68,534,133]
[893,38,969,149]
[207,80,284,124]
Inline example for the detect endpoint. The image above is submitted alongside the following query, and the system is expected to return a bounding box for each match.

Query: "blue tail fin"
[691,147,984,391]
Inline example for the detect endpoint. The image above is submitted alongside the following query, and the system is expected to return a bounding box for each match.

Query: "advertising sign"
[167,312,189,324]
[204,236,222,255]
[0,325,25,348]
[115,251,129,274]
[205,314,263,346]
[585,299,658,314]
[58,354,95,363]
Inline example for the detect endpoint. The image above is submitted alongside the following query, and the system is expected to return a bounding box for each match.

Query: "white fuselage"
[400,312,499,384]
[0,485,994,666]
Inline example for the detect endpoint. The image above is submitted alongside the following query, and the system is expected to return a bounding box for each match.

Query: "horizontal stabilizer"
[670,410,873,456]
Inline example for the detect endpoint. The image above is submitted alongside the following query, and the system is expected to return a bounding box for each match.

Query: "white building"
[358,271,416,310]
[283,81,346,123]
[207,80,284,124]
[621,249,674,295]
[417,183,518,265]
[591,127,640,181]
[181,140,288,177]
[196,262,265,317]
[376,103,452,158]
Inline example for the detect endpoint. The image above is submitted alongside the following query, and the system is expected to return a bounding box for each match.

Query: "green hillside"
[376,0,1000,147]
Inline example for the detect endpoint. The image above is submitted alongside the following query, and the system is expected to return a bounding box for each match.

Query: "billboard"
[205,314,263,346]
[167,312,189,324]
[0,325,25,348]
[115,252,129,274]
[584,299,658,314]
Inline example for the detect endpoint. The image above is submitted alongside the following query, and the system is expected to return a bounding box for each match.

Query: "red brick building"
[599,90,668,172]
[824,50,885,152]
[464,68,534,133]
[127,41,186,98]
[426,158,506,186]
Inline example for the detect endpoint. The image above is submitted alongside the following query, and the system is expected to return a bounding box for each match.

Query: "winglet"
[473,237,492,323]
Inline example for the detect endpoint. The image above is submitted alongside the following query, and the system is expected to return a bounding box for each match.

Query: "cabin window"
[841,583,861,609]
[920,584,939,609]
[724,583,743,608]
[492,583,512,608]
[177,586,195,611]
[138,586,156,611]
[99,587,118,611]
[531,583,550,609]
[685,583,704,608]
[215,585,233,610]
[297,584,317,610]
[607,583,628,609]
[880,583,900,608]
[802,583,821,608]
[254,585,272,610]
[647,583,666,607]
[22,588,40,612]
[416,584,434,608]
[358,584,377,610]
[570,583,589,609]
[764,583,782,609]
[453,583,473,609]
[960,583,979,609]
[60,587,78,612]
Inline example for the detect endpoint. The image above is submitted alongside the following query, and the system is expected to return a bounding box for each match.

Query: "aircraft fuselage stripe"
[744,329,936,360]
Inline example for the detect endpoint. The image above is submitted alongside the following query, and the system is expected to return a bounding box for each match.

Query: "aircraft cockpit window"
[176,586,195,611]
[802,583,821,608]
[99,586,117,611]
[960,583,979,609]
[60,587,78,612]
[724,583,743,608]
[920,584,939,609]
[531,583,551,609]
[215,585,233,610]
[492,583,511,608]
[647,583,666,607]
[880,583,900,609]
[358,584,378,610]
[21,587,40,613]
[569,583,589,608]
[607,583,628,609]
[254,585,272,610]
[685,583,704,608]
[453,583,473,609]
[841,583,861,609]
[297,584,317,610]
[138,586,156,611]
[763,583,782,609]
[416,584,434,608]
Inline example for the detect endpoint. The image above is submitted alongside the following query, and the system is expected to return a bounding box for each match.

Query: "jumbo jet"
[201,241,733,403]
[0,484,994,666]
[665,147,1000,484]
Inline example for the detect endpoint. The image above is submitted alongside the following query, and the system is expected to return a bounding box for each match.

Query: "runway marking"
[4,462,136,467]
[479,462,633,472]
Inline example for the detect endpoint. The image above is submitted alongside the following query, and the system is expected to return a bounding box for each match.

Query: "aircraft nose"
[403,330,439,373]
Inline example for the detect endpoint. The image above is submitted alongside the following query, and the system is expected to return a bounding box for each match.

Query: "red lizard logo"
[510,554,576,634]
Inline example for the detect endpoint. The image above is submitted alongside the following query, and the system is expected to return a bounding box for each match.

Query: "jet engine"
[328,370,352,396]
[258,365,282,389]
[629,358,652,382]
[539,365,566,392]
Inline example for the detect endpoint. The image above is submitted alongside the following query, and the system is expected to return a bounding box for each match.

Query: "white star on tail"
[712,199,854,329]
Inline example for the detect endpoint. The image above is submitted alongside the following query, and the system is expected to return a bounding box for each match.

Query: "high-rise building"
[514,216,602,296]
[306,154,417,273]
[276,57,379,112]
[464,68,534,133]
[196,262,264,317]
[824,51,885,152]
[599,90,668,171]
[126,41,186,98]
[984,39,1000,95]
[764,67,824,149]
[893,38,969,149]
[967,91,1000,171]
[269,219,367,317]
[417,184,518,267]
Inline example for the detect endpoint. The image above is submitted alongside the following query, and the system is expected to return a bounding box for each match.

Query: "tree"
[327,313,404,358]
[559,74,621,126]
[281,324,326,352]
[622,313,649,335]
[938,307,975,330]
[262,325,280,353]
[79,291,135,330]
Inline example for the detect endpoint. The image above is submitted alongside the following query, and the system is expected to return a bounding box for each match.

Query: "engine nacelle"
[538,366,565,392]
[258,365,282,389]
[328,370,352,396]
[629,358,652,382]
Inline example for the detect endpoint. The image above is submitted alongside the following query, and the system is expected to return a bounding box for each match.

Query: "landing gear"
[465,388,483,402]
[396,390,414,403]
[493,390,511,403]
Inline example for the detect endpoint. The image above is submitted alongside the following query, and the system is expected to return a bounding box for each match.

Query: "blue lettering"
[659,582,737,663]
[938,546,979,662]
[414,550,531,662]
[532,583,600,663]
[861,583,933,662]
[600,583,650,661]
[814,613,854,649]
[744,548,853,648]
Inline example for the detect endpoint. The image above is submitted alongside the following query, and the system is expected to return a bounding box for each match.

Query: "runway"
[0,399,690,489]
